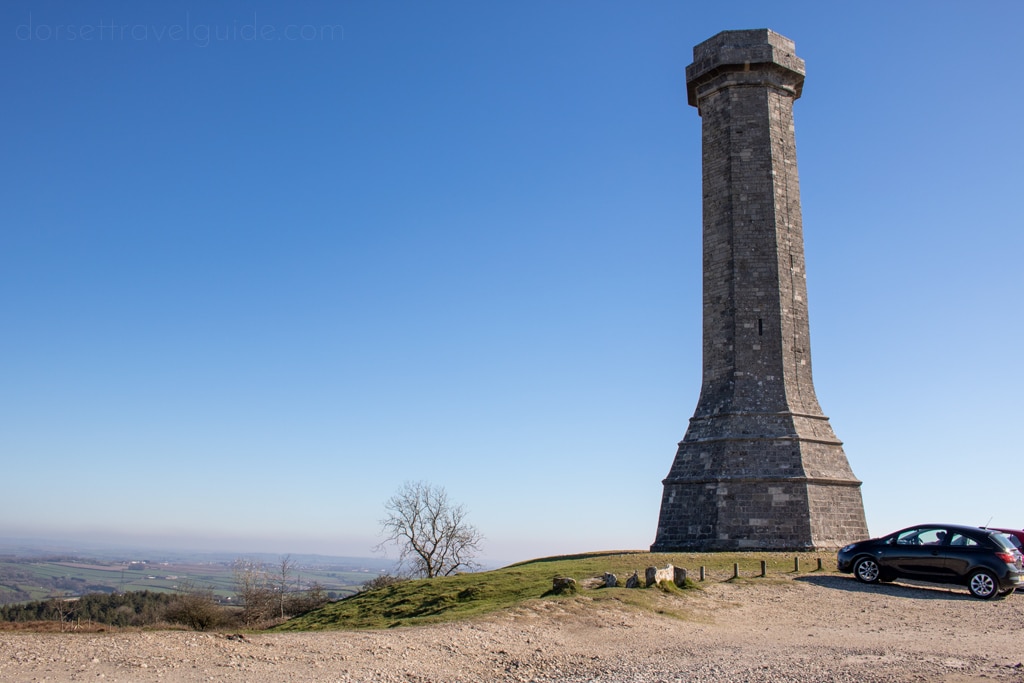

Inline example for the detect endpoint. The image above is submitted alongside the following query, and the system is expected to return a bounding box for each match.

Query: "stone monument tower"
[651,29,868,551]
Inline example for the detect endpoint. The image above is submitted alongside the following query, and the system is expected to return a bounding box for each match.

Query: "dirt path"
[2,574,1022,682]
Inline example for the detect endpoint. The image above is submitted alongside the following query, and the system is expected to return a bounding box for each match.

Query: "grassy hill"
[276,550,836,631]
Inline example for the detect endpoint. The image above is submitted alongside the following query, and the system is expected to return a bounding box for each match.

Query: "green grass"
[275,550,836,631]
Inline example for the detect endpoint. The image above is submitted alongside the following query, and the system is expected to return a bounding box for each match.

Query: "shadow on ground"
[795,573,990,601]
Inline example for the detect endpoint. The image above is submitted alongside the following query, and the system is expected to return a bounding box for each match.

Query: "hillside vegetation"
[277,550,836,631]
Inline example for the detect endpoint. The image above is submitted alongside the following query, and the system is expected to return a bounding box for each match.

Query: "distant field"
[0,556,388,605]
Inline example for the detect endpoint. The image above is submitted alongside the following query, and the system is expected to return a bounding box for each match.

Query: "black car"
[837,524,1024,599]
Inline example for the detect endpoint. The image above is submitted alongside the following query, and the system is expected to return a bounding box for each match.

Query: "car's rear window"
[988,533,1016,551]
[998,534,1022,550]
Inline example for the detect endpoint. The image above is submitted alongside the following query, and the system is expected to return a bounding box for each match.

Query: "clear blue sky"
[2,1,1022,567]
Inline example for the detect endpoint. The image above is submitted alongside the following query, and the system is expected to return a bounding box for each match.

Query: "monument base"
[651,476,868,552]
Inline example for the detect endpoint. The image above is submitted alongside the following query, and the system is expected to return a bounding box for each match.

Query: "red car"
[989,528,1024,553]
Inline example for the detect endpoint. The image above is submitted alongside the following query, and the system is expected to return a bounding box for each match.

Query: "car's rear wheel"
[853,557,880,583]
[968,569,998,599]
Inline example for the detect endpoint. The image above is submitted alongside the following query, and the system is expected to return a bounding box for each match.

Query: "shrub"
[163,582,226,631]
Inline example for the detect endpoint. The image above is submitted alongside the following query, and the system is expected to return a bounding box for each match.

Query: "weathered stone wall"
[652,29,868,552]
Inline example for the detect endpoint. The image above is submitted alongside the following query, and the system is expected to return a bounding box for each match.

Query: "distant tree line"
[0,591,176,628]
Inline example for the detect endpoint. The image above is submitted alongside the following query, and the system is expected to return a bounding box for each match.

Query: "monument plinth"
[651,30,869,551]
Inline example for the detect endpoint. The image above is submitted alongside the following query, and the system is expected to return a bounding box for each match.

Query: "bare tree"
[377,481,483,578]
[233,557,327,624]
[233,560,275,626]
[47,596,77,632]
[275,555,295,619]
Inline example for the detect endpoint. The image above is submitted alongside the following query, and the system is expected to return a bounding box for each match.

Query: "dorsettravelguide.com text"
[14,13,344,47]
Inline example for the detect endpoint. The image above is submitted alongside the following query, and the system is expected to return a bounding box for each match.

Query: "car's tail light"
[996,551,1017,564]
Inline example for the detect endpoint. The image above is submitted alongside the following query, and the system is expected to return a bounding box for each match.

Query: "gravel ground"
[2,574,1023,682]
